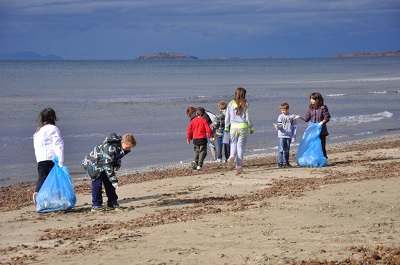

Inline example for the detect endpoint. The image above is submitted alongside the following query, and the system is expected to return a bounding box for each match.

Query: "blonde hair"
[218,101,227,110]
[122,133,137,148]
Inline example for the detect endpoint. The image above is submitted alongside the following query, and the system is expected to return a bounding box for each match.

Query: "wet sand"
[1,134,400,264]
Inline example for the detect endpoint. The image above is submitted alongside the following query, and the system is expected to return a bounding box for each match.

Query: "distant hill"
[137,52,198,60]
[0,51,63,60]
[333,50,400,58]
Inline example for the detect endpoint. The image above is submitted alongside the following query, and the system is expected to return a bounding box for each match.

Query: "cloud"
[0,0,399,58]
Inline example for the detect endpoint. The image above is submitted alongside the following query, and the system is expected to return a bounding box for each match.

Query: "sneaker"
[236,168,242,174]
[228,157,235,170]
[216,159,222,163]
[278,163,283,168]
[33,192,38,206]
[91,206,105,212]
[191,161,197,170]
[285,163,292,167]
[106,203,123,211]
[197,166,202,170]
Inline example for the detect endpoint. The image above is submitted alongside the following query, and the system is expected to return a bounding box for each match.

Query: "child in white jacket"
[33,108,64,204]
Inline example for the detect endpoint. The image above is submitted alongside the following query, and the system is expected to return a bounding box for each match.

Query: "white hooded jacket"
[33,124,64,165]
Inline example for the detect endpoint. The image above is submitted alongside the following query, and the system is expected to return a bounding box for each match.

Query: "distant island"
[137,52,198,60]
[0,51,63,60]
[333,50,400,58]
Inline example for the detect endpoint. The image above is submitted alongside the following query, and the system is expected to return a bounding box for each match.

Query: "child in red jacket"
[187,107,214,170]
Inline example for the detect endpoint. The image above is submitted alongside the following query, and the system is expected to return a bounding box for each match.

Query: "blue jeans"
[91,172,118,207]
[215,135,230,161]
[278,138,292,165]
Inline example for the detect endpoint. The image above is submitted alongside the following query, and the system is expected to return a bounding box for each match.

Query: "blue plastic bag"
[296,122,327,167]
[36,157,77,213]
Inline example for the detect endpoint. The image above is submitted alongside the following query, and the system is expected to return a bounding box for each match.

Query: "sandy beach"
[1,134,400,264]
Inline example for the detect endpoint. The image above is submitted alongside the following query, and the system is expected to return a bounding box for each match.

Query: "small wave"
[326,94,345,97]
[369,91,387,94]
[331,111,393,125]
[369,90,400,94]
[353,131,375,136]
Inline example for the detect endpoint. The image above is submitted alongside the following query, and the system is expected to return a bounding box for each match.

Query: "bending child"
[82,133,136,212]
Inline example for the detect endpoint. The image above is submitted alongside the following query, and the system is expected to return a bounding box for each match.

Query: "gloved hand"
[318,121,324,126]
[112,183,118,189]
[58,162,63,168]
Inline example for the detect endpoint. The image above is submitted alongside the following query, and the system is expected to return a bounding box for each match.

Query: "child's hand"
[273,123,282,130]
[187,140,190,144]
[318,121,324,126]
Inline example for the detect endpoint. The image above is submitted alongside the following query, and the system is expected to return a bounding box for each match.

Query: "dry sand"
[1,134,400,265]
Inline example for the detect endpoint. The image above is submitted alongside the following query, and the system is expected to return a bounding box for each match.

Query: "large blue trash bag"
[36,157,76,213]
[296,122,327,167]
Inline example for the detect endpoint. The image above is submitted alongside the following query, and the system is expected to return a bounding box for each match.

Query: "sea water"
[0,57,399,187]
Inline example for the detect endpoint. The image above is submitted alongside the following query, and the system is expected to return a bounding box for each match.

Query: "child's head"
[218,101,227,110]
[279,102,290,115]
[309,92,324,108]
[38,108,58,127]
[121,133,136,152]
[187,107,196,118]
[196,107,205,116]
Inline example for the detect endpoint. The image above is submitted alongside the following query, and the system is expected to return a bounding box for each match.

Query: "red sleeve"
[187,122,193,141]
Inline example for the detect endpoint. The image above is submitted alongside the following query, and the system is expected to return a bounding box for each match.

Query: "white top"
[33,124,64,164]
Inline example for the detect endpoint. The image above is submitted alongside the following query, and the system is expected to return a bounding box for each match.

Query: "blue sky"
[0,0,399,59]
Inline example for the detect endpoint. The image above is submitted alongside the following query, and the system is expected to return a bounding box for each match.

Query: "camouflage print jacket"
[82,133,131,183]
[212,109,226,137]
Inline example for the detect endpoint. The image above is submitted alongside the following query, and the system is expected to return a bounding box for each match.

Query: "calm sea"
[0,57,399,187]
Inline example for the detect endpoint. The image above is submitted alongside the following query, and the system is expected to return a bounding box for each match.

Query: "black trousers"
[320,135,327,159]
[36,160,55,192]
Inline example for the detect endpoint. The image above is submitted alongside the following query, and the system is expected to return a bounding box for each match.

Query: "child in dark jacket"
[296,92,331,159]
[187,108,214,170]
[213,101,230,162]
[82,133,136,212]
